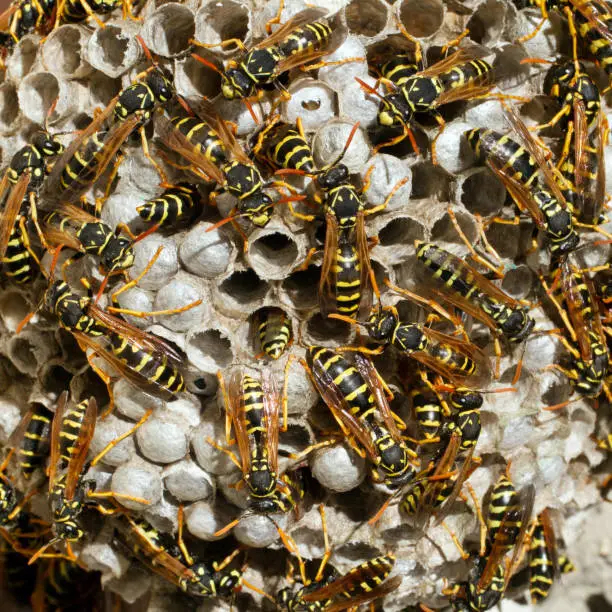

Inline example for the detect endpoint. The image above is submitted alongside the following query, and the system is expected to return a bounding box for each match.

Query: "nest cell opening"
[345,0,388,37]
[11,37,38,79]
[0,83,19,132]
[201,1,249,46]
[44,27,84,76]
[182,52,222,98]
[398,0,444,38]
[186,329,233,372]
[461,170,507,216]
[41,364,73,397]
[96,25,130,69]
[8,335,38,375]
[410,161,452,201]
[219,269,269,306]
[431,210,477,245]
[501,266,533,299]
[467,0,506,44]
[148,5,195,56]
[20,72,59,124]
[249,232,299,276]
[378,217,424,247]
[0,291,31,333]
[305,313,352,344]
[282,265,320,310]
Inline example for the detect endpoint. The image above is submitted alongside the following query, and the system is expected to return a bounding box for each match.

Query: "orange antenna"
[520,57,554,65]
[136,35,156,65]
[243,97,259,124]
[177,95,196,117]
[191,54,223,75]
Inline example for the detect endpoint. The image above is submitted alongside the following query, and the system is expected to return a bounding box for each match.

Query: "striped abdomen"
[278,21,332,57]
[308,346,375,420]
[576,4,612,79]
[256,308,292,360]
[138,183,200,226]
[170,114,227,167]
[487,473,521,549]
[58,399,90,466]
[440,58,492,91]
[109,332,185,395]
[331,240,362,319]
[58,130,108,193]
[266,124,314,173]
[529,517,555,603]
[45,280,105,336]
[466,128,539,188]
[337,554,395,601]
[411,387,442,440]
[18,404,53,478]
[2,221,35,284]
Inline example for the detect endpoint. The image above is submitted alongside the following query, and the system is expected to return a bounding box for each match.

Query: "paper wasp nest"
[0,0,611,610]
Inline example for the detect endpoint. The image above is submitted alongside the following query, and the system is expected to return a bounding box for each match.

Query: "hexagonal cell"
[460,168,507,216]
[378,215,424,249]
[467,0,508,45]
[217,268,270,313]
[282,77,336,132]
[18,72,59,124]
[398,0,444,39]
[42,25,92,79]
[345,0,389,38]
[281,265,320,312]
[87,24,140,78]
[175,50,222,98]
[431,209,478,245]
[247,228,301,281]
[194,0,250,55]
[142,4,195,57]
[0,291,31,333]
[248,306,293,360]
[185,328,233,373]
[7,36,39,80]
[410,161,453,201]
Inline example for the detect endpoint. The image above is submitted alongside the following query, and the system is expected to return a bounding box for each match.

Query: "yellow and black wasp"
[276,505,402,611]
[304,346,420,488]
[513,1,612,83]
[157,99,301,241]
[29,391,151,563]
[357,33,495,158]
[43,36,172,208]
[8,403,53,480]
[192,7,345,101]
[528,509,563,603]
[540,259,610,401]
[137,183,202,228]
[466,105,580,259]
[414,240,535,376]
[274,122,406,320]
[252,307,293,360]
[113,510,245,599]
[445,467,535,612]
[331,299,492,391]
[209,369,304,536]
[0,129,64,284]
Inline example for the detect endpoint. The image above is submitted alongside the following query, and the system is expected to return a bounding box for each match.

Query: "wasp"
[157,100,299,240]
[331,300,491,390]
[466,105,580,258]
[527,59,609,226]
[528,510,561,603]
[0,129,64,280]
[28,392,151,563]
[209,369,306,536]
[8,403,53,480]
[43,54,164,206]
[276,505,402,611]
[278,123,406,320]
[114,510,245,598]
[42,203,138,275]
[253,307,293,360]
[137,183,201,228]
[414,240,535,376]
[513,1,612,83]
[304,346,419,487]
[192,7,346,101]
[357,30,495,158]
[445,468,535,612]
[540,259,610,401]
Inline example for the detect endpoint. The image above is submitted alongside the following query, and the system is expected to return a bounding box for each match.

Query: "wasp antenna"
[190,53,223,75]
[243,97,259,124]
[176,95,195,116]
[205,214,244,232]
[136,34,155,65]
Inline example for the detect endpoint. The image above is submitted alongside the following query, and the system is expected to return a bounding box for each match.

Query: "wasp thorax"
[366,307,397,341]
[317,164,349,189]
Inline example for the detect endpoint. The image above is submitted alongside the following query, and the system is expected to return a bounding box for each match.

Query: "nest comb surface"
[0,0,611,611]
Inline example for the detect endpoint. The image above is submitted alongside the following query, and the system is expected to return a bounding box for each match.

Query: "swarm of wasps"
[0,0,610,609]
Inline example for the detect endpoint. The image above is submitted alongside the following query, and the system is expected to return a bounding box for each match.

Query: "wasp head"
[222,68,254,100]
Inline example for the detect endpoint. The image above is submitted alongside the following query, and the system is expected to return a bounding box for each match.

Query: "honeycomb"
[0,0,610,610]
